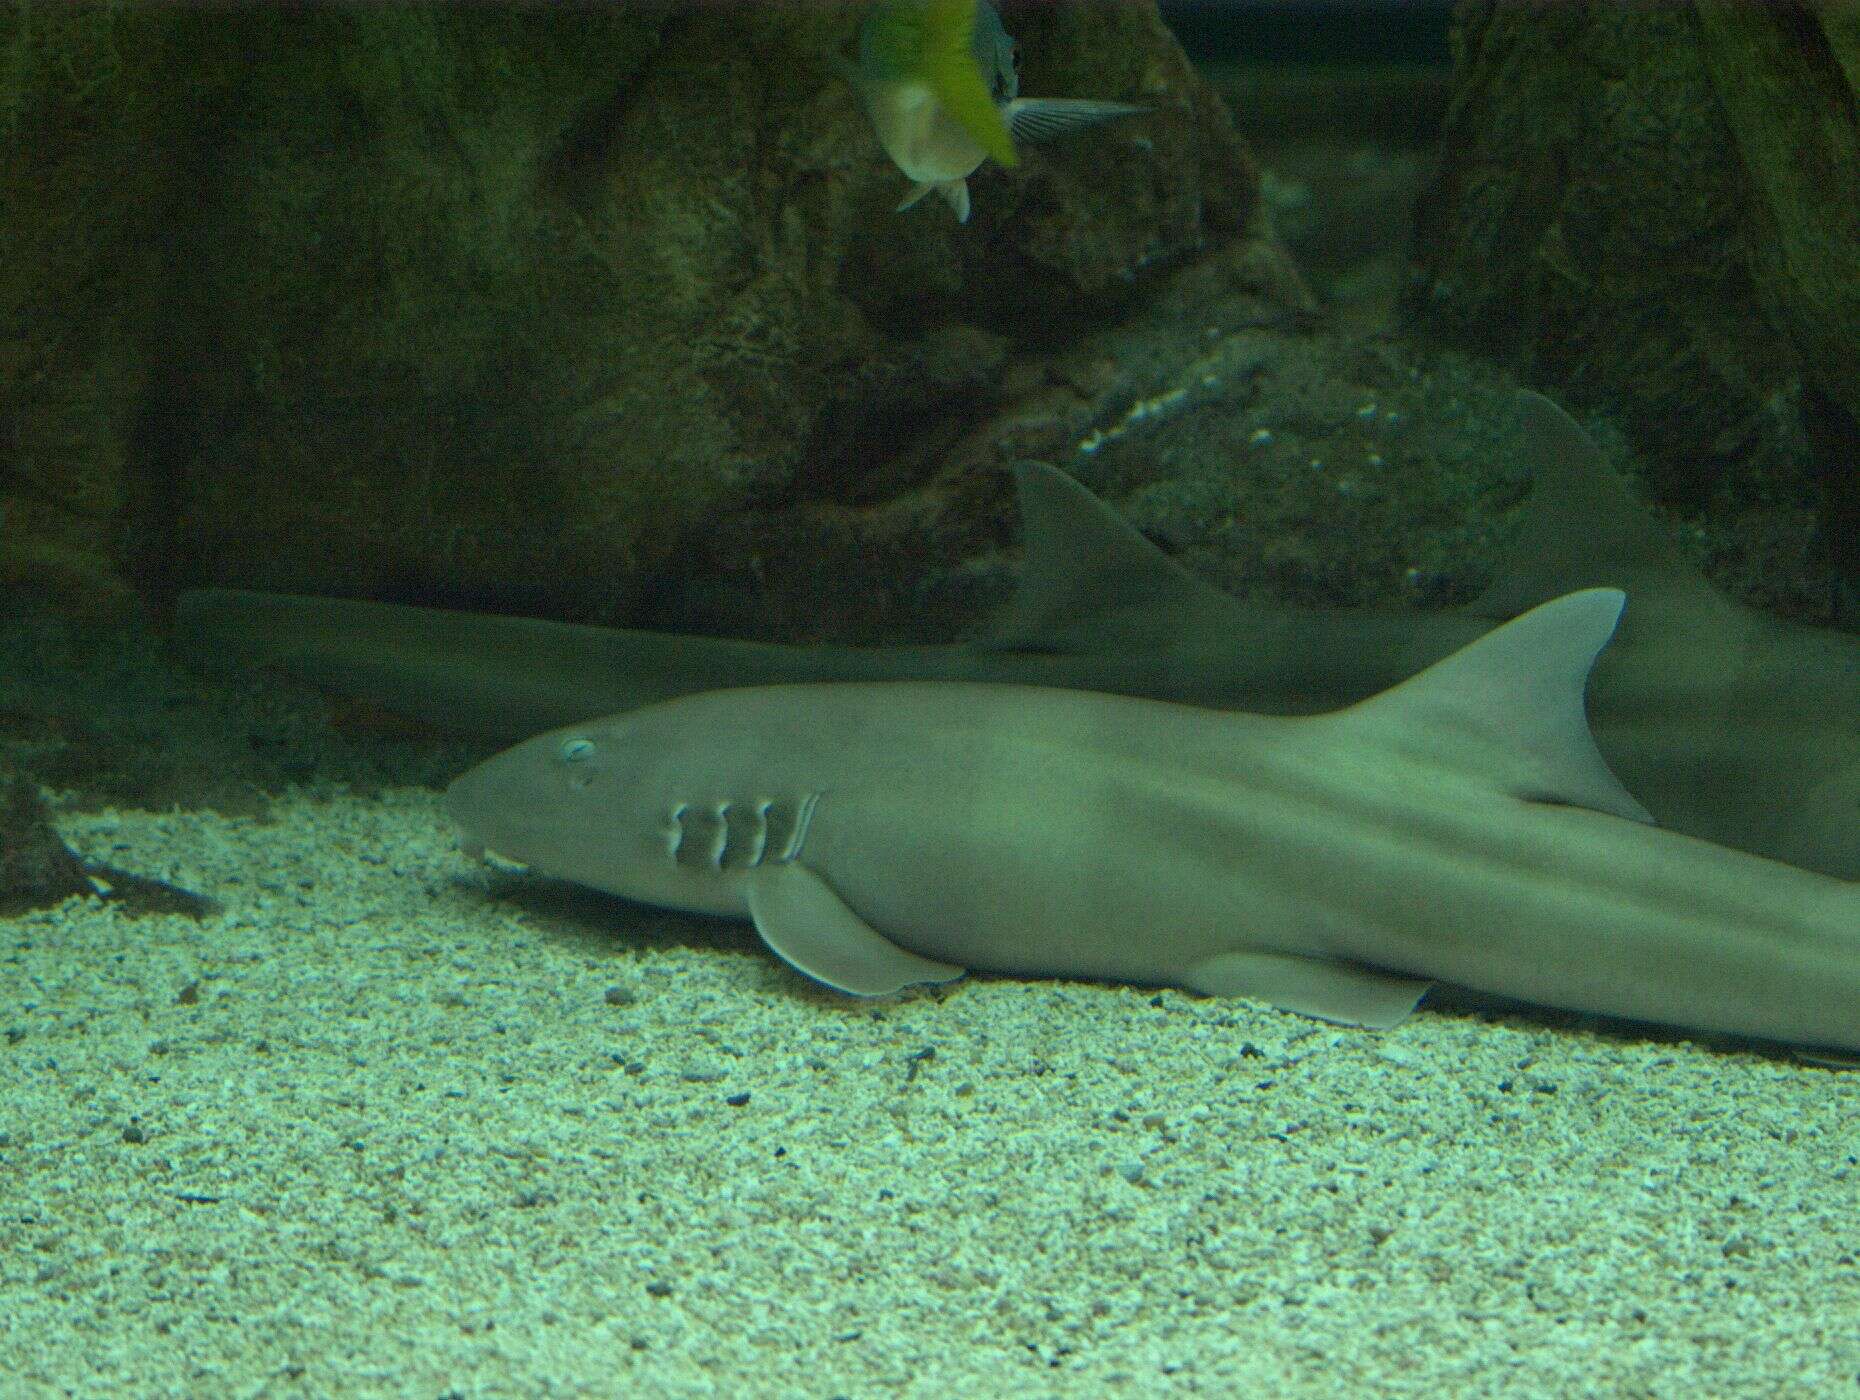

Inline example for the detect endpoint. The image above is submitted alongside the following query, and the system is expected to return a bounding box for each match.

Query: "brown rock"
[0,769,94,914]
[1694,2,1860,426]
[1405,2,1859,584]
[0,3,1271,620]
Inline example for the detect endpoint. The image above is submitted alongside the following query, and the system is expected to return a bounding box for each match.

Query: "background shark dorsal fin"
[983,461,1232,651]
[1469,391,1713,619]
[1349,588,1654,824]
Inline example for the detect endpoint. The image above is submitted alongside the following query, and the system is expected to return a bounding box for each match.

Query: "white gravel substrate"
[2,789,1857,1397]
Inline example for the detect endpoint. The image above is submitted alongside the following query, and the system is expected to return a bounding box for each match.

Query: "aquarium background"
[2,4,1857,1395]
[1162,0,1453,64]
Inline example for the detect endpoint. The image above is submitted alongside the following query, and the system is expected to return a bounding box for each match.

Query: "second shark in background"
[178,393,1860,881]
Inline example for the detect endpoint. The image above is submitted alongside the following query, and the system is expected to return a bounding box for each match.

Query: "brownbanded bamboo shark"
[444,588,1860,1057]
[178,392,1860,880]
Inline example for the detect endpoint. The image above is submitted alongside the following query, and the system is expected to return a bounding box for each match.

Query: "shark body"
[446,589,1860,1055]
[177,393,1860,879]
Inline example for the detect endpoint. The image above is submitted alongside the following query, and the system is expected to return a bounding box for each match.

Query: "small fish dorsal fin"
[1469,391,1713,619]
[982,461,1233,652]
[1348,587,1654,823]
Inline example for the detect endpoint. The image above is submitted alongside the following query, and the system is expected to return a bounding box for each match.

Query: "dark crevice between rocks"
[0,767,215,920]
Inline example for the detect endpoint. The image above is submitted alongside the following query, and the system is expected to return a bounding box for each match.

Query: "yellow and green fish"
[838,0,1146,222]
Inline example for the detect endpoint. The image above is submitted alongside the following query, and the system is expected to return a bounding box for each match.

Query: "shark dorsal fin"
[1469,391,1714,619]
[983,460,1233,652]
[1347,587,1654,824]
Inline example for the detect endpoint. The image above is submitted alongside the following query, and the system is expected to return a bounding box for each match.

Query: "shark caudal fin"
[1341,587,1655,823]
[982,460,1238,653]
[1469,391,1716,620]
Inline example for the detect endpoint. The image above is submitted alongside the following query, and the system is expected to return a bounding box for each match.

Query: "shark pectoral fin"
[1183,950,1431,1030]
[1005,98,1147,144]
[744,863,966,996]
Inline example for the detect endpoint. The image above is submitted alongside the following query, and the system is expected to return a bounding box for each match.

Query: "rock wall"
[1,3,1268,620]
[1405,1,1860,591]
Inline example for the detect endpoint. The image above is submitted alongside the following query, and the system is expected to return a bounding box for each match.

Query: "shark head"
[447,716,648,883]
[447,708,725,919]
[445,695,828,919]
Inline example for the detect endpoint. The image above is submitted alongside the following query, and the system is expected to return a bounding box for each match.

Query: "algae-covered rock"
[0,4,157,616]
[0,2,1271,619]
[1405,1,1859,581]
[1693,1,1860,437]
[0,768,94,914]
[1407,5,1791,475]
[0,763,214,918]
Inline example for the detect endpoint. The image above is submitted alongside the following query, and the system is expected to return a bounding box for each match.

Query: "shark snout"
[445,757,527,866]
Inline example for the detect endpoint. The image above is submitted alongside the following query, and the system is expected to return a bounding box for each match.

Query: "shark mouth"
[458,837,531,875]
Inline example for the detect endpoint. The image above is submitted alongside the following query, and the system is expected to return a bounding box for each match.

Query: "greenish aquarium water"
[3,2,1856,1394]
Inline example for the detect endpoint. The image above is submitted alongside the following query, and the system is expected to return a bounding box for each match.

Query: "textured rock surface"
[1694,2,1860,428]
[1405,0,1860,587]
[0,768,94,914]
[0,3,1270,617]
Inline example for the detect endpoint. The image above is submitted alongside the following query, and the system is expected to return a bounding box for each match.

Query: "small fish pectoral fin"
[937,179,972,222]
[744,863,966,996]
[1005,98,1147,145]
[1182,950,1431,1030]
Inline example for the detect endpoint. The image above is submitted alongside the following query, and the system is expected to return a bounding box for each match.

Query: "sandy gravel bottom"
[3,790,1856,1397]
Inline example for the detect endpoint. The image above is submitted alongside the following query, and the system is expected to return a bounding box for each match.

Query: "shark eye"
[558,736,597,764]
